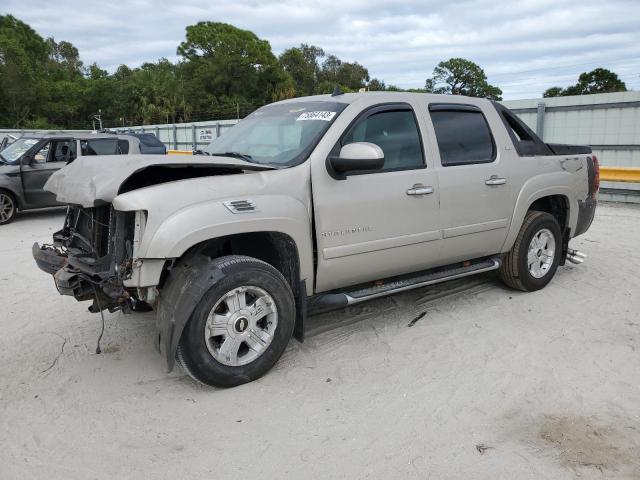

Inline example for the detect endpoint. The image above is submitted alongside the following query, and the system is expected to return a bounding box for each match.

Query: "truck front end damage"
[33,204,138,313]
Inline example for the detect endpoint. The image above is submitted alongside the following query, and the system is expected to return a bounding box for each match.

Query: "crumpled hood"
[44,154,274,207]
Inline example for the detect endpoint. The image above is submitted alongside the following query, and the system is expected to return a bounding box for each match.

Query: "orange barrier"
[600,167,640,183]
[167,149,192,155]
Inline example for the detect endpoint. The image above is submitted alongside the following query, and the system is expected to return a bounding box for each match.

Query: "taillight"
[592,155,600,193]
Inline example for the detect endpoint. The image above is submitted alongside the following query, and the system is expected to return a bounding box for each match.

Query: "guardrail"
[600,167,640,183]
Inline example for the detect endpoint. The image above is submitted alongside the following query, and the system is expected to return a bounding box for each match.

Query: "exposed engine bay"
[33,204,138,313]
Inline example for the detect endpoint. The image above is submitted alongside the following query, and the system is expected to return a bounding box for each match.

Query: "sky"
[2,0,640,99]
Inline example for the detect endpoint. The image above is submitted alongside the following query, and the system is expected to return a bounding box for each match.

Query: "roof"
[273,91,492,107]
[19,132,141,141]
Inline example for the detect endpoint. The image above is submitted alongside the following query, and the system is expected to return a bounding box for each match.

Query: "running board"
[310,257,501,310]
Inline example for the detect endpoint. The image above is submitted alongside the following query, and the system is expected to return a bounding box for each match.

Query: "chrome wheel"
[0,193,15,223]
[527,228,556,278]
[204,286,278,366]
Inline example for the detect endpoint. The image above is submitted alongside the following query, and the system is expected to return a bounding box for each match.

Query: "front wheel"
[499,211,562,292]
[176,255,295,388]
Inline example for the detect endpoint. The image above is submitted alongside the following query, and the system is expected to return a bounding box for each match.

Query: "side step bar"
[310,256,501,310]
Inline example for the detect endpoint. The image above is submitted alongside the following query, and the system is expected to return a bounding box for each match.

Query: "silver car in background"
[0,132,166,224]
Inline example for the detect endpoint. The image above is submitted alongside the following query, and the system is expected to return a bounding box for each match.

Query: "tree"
[177,21,293,107]
[543,86,564,98]
[0,15,50,127]
[279,44,324,96]
[545,68,627,97]
[367,78,386,91]
[318,54,369,92]
[425,58,502,100]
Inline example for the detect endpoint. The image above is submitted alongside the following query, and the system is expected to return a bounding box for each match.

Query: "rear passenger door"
[427,103,516,262]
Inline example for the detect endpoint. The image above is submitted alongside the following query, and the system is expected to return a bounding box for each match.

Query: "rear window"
[117,139,130,154]
[80,139,120,156]
[429,108,495,166]
[135,134,166,154]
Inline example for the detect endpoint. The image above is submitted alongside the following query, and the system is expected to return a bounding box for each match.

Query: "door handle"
[485,176,507,186]
[406,184,434,196]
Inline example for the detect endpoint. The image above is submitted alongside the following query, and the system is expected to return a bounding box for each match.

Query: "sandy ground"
[1,203,639,480]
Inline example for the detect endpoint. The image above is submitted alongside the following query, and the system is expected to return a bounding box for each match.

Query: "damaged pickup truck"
[34,93,599,387]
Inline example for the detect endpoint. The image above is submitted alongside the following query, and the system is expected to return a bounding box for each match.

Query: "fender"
[0,169,25,209]
[501,172,578,252]
[114,192,314,295]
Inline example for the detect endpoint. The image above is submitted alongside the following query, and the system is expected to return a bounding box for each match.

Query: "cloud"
[3,0,639,99]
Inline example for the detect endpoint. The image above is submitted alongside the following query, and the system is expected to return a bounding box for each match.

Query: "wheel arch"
[0,185,22,210]
[502,186,575,252]
[180,231,302,295]
[155,233,307,372]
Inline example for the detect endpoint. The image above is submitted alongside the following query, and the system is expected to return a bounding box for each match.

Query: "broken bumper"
[32,242,130,309]
[32,242,67,275]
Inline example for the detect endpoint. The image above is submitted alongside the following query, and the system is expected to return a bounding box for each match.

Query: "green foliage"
[425,58,502,100]
[279,44,325,96]
[0,15,50,127]
[6,17,575,129]
[543,86,564,98]
[543,68,627,97]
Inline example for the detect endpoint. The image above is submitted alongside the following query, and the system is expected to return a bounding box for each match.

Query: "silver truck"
[33,92,599,387]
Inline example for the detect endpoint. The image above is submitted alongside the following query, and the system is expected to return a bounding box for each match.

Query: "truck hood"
[45,154,276,207]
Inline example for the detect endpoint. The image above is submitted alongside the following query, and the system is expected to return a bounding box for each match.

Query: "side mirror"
[328,142,384,179]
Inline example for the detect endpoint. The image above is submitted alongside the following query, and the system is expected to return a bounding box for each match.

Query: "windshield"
[0,138,39,164]
[203,101,347,167]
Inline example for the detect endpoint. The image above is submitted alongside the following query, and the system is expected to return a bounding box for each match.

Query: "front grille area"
[60,205,135,262]
[65,205,113,257]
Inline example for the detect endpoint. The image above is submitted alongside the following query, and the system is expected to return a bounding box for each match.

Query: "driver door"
[21,139,74,207]
[312,103,442,292]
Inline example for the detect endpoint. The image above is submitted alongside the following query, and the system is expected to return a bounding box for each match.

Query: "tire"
[0,190,17,225]
[176,255,295,388]
[499,211,562,292]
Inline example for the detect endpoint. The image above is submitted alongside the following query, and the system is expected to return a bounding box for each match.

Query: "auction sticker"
[296,111,336,121]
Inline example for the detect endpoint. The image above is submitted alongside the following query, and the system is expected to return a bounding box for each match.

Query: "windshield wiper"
[209,151,254,162]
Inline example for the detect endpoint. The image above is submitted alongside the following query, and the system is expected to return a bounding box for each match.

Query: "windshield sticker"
[296,111,336,122]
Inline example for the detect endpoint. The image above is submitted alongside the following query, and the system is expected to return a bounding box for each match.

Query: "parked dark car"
[0,132,166,224]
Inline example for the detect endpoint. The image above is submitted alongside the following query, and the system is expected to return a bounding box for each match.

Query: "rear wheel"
[499,211,562,292]
[0,190,16,225]
[176,255,295,388]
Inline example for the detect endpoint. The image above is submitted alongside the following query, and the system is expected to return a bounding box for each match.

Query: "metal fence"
[0,119,239,152]
[2,92,639,202]
[109,119,239,151]
[502,91,640,201]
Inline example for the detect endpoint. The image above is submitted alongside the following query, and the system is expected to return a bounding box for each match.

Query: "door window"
[117,139,130,154]
[33,142,51,164]
[430,108,495,166]
[343,108,424,171]
[51,140,76,162]
[80,139,120,156]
